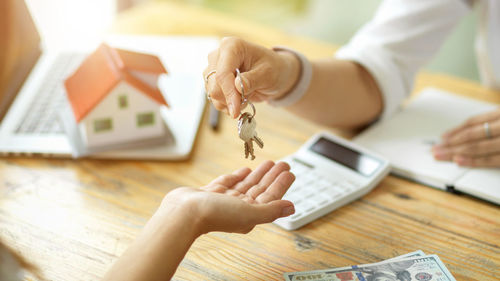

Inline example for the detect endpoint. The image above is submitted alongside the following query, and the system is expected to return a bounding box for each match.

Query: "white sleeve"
[335,0,471,120]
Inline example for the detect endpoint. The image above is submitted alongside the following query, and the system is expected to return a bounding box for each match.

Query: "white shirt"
[335,0,500,119]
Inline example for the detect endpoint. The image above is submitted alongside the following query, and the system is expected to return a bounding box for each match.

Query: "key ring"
[238,103,256,122]
[236,68,256,119]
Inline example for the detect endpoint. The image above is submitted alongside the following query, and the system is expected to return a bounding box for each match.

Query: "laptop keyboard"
[15,53,85,135]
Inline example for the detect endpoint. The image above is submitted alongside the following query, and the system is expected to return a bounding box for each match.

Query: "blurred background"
[26,0,479,81]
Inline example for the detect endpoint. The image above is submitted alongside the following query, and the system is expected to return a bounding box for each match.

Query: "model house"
[64,43,169,149]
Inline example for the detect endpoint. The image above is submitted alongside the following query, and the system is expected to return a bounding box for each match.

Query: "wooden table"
[1,2,499,280]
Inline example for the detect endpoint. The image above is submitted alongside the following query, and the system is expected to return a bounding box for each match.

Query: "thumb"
[234,66,270,98]
[249,200,295,225]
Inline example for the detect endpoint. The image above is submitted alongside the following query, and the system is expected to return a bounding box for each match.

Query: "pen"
[209,103,220,131]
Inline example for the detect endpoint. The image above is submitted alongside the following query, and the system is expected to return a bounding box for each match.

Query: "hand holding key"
[203,37,300,118]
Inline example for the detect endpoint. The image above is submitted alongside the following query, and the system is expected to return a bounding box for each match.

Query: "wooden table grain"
[1,2,499,280]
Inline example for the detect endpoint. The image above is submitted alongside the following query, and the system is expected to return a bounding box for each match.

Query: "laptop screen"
[0,0,41,122]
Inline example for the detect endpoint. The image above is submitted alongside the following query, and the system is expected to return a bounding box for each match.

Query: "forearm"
[103,207,200,281]
[285,58,383,129]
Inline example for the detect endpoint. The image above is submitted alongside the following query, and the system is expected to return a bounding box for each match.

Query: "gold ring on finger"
[204,70,216,84]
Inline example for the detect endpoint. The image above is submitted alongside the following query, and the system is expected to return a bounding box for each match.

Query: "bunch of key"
[236,69,264,160]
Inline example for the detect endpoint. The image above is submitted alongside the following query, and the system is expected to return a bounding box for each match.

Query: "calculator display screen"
[310,137,381,177]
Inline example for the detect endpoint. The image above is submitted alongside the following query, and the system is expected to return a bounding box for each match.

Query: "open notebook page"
[354,88,497,190]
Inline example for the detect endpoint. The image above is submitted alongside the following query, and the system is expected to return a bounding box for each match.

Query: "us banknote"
[284,253,455,281]
[386,250,426,261]
[283,250,425,281]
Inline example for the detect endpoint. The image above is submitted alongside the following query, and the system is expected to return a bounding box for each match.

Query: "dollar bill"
[283,250,425,281]
[386,250,426,261]
[284,254,455,281]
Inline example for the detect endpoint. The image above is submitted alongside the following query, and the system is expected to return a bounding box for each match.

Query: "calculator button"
[298,190,314,199]
[325,190,343,200]
[335,182,351,192]
[336,186,351,193]
[316,184,330,190]
[294,179,307,187]
[317,185,328,192]
[295,201,314,213]
[324,184,341,193]
[302,203,315,212]
[341,181,358,190]
[318,179,330,186]
[309,195,328,205]
[284,193,302,204]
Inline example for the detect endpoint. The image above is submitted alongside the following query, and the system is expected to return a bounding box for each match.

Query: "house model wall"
[79,81,165,147]
[65,43,169,149]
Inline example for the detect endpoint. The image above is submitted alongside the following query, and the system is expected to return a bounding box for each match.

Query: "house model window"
[94,118,112,133]
[137,112,155,127]
[118,95,128,109]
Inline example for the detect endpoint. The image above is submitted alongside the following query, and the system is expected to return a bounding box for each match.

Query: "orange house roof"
[64,43,169,122]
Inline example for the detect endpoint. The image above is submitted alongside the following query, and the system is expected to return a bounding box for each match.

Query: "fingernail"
[433,144,449,153]
[433,153,447,160]
[453,155,468,166]
[281,205,295,217]
[432,145,443,154]
[433,149,450,161]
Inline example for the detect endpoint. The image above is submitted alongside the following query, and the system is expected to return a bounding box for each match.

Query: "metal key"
[235,68,264,160]
[238,112,264,160]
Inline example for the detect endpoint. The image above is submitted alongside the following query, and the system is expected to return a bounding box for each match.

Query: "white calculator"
[273,131,390,230]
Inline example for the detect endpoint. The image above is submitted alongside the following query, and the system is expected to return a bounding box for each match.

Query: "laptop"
[0,1,218,160]
[354,88,500,205]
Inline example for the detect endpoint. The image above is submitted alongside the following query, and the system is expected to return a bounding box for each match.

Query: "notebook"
[354,88,500,204]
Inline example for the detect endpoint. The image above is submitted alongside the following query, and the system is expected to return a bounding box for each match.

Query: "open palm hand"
[160,161,295,235]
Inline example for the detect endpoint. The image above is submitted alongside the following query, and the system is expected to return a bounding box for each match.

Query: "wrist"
[103,197,201,281]
[149,197,204,242]
[274,50,301,100]
[268,47,312,107]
